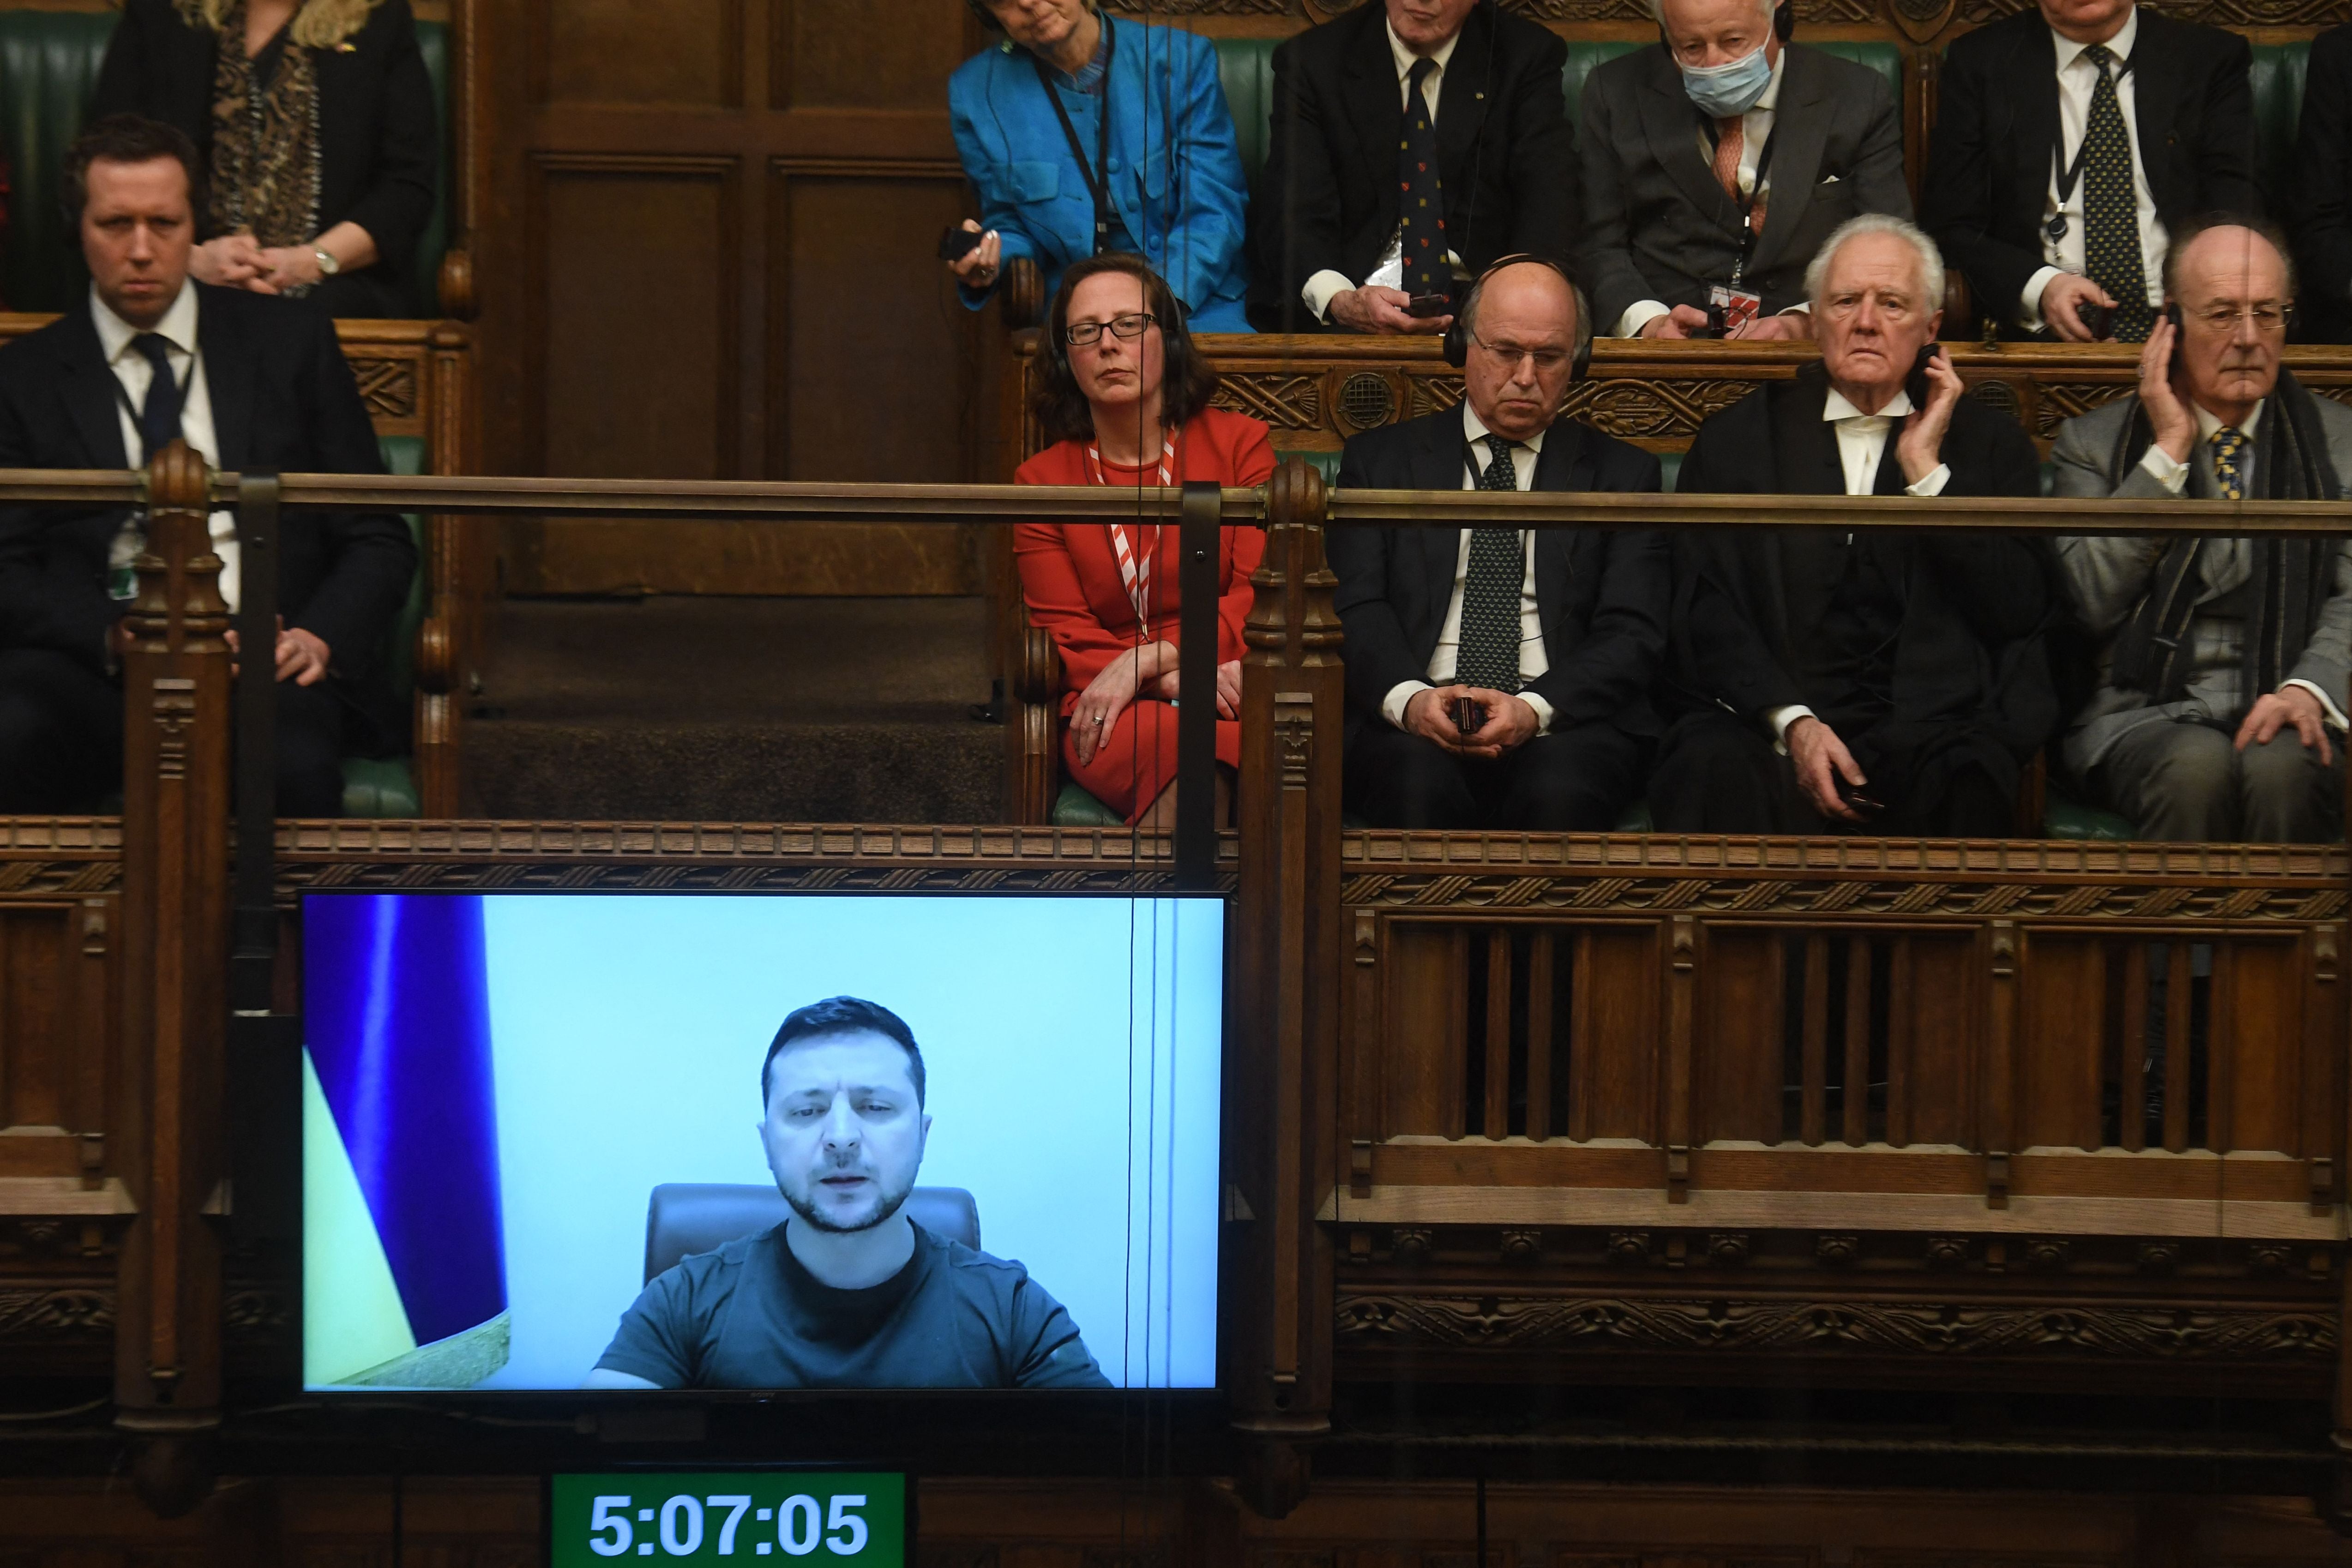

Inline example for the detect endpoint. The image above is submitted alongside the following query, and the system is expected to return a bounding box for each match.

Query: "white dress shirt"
[1762,384,1949,741]
[2020,10,2167,330]
[2129,397,2347,728]
[1379,404,1558,733]
[1302,22,1465,323]
[1615,49,1792,338]
[92,282,240,612]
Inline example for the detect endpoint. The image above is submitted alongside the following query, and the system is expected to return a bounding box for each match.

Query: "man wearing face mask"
[1921,0,2256,342]
[1577,0,1909,341]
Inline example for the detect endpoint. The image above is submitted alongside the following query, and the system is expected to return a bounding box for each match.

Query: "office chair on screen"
[642,1184,981,1283]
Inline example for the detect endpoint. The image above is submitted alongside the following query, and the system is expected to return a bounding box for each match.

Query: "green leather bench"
[2250,42,2311,217]
[0,9,451,316]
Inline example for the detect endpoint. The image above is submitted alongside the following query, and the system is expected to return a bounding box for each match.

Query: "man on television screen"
[585,996,1111,1390]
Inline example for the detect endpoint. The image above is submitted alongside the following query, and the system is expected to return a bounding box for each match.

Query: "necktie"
[2077,45,2152,342]
[1398,56,1446,298]
[2209,425,2248,500]
[1712,116,1744,202]
[129,333,180,462]
[1454,436,1525,694]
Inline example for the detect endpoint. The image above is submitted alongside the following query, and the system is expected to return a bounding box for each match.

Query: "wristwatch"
[313,246,341,278]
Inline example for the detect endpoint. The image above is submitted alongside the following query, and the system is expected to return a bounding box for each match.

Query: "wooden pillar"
[1230,458,1346,1518]
[113,440,231,1516]
[416,321,475,817]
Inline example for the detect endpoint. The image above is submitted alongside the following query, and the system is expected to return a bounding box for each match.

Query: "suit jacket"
[1669,363,2054,751]
[2289,24,2352,342]
[93,0,440,317]
[1328,408,1669,742]
[1920,6,2257,335]
[0,284,415,709]
[949,17,1251,324]
[1576,43,1910,332]
[1250,1,1576,330]
[2050,391,2352,770]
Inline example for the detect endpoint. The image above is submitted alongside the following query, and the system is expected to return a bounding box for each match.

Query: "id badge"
[1709,283,1763,330]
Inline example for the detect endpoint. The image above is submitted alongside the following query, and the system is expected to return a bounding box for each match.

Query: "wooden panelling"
[1384,925,1464,1139]
[1572,927,1660,1144]
[540,0,743,107]
[2017,934,2106,1153]
[2223,937,2305,1157]
[1695,927,1781,1145]
[776,0,973,110]
[532,156,739,481]
[1897,933,1980,1148]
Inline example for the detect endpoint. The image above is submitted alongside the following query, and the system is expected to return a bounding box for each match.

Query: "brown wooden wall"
[472,0,1012,596]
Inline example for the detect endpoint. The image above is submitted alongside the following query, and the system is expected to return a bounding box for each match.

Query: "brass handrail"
[0,466,2340,534]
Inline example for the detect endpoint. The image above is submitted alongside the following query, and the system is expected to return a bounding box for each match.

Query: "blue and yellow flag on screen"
[303,893,509,1387]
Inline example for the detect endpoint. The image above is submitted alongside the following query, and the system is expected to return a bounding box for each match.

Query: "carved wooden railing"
[4,459,2350,1524]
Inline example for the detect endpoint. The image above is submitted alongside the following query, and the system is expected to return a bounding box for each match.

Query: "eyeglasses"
[1064,312,1157,347]
[1471,334,1570,374]
[2183,303,2290,334]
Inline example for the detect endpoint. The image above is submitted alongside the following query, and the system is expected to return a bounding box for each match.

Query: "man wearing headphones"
[1328,258,1670,830]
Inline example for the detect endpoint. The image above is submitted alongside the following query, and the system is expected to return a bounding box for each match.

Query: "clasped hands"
[1068,642,1241,768]
[108,615,329,684]
[190,232,325,294]
[1403,684,1540,760]
[1639,304,1812,342]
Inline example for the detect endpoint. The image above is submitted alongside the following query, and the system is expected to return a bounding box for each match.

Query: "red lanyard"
[1084,433,1176,625]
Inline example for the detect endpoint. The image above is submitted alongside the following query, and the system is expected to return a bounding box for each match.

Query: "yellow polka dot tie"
[2209,425,2247,500]
[2079,45,2152,342]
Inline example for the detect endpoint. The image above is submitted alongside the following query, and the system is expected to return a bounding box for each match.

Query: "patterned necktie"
[2077,44,2152,342]
[2209,425,2248,500]
[130,333,180,462]
[1454,435,1526,695]
[1712,116,1744,202]
[1398,56,1446,298]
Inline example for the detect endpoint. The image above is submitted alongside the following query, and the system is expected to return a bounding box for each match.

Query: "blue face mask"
[1679,44,1773,119]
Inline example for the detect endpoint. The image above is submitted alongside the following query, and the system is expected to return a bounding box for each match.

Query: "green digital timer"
[550,1474,907,1568]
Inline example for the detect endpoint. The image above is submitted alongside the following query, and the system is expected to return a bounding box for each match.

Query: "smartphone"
[1836,775,1886,817]
[2164,301,2184,378]
[1688,302,1730,340]
[1449,696,1486,737]
[937,224,985,263]
[1407,292,1452,319]
[1904,343,1939,410]
[2076,299,2116,341]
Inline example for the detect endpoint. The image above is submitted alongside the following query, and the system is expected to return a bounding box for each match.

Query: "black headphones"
[1442,253,1595,383]
[1655,0,1793,53]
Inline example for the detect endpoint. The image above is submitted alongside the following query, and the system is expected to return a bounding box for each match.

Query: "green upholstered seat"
[2044,787,2136,841]
[343,433,427,819]
[2250,42,2310,217]
[1052,780,1127,828]
[1217,36,1280,188]
[0,12,451,315]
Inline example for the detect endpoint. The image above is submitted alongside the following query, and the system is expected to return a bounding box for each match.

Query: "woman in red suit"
[1015,254,1275,827]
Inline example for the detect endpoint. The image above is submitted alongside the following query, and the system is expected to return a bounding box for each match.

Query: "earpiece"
[1774,0,1794,42]
[1443,253,1594,382]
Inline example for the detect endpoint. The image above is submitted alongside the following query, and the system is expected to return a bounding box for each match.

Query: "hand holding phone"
[2075,298,2116,341]
[1407,292,1453,319]
[1903,343,1938,412]
[937,224,985,263]
[1450,696,1486,737]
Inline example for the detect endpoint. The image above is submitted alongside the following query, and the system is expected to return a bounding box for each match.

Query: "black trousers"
[1647,710,2014,836]
[1346,719,1647,831]
[0,648,348,817]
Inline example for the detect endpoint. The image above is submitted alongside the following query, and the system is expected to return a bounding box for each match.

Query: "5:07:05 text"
[588,1495,872,1557]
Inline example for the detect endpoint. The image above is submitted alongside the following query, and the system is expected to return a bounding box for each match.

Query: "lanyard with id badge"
[1706,126,1777,333]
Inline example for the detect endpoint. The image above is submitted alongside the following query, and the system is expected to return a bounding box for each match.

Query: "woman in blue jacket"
[948,0,1252,334]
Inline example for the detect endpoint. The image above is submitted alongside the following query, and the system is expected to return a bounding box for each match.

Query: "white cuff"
[1616,300,1671,339]
[1903,463,1951,498]
[2284,678,2352,733]
[1766,703,1815,756]
[2020,266,2064,332]
[1519,691,1554,735]
[2138,444,2191,493]
[1304,270,1355,324]
[1382,679,1431,731]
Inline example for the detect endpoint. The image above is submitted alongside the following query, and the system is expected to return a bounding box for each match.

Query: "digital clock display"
[550,1474,906,1568]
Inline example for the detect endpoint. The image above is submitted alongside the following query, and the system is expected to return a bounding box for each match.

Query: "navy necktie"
[2078,45,2152,342]
[129,333,180,462]
[1398,56,1446,298]
[1454,436,1526,694]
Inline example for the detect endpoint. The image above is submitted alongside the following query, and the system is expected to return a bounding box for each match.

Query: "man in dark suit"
[0,115,415,816]
[2288,23,2352,343]
[1329,260,1668,830]
[1651,216,2054,836]
[1578,0,1909,342]
[1921,0,2256,343]
[1249,0,1576,335]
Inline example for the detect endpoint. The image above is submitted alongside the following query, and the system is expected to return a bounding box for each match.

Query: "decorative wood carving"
[346,356,420,421]
[1213,373,1327,431]
[1562,379,1762,442]
[0,1286,113,1337]
[1336,1292,2338,1360]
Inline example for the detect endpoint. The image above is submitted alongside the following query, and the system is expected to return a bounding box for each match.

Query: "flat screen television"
[299,892,1223,1393]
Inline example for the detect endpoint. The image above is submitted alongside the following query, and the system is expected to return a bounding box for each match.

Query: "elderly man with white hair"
[1575,0,1909,342]
[1648,215,2056,835]
[2051,217,2352,841]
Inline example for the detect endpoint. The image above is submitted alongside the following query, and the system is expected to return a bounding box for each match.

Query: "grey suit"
[2051,393,2352,840]
[1576,42,1910,335]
